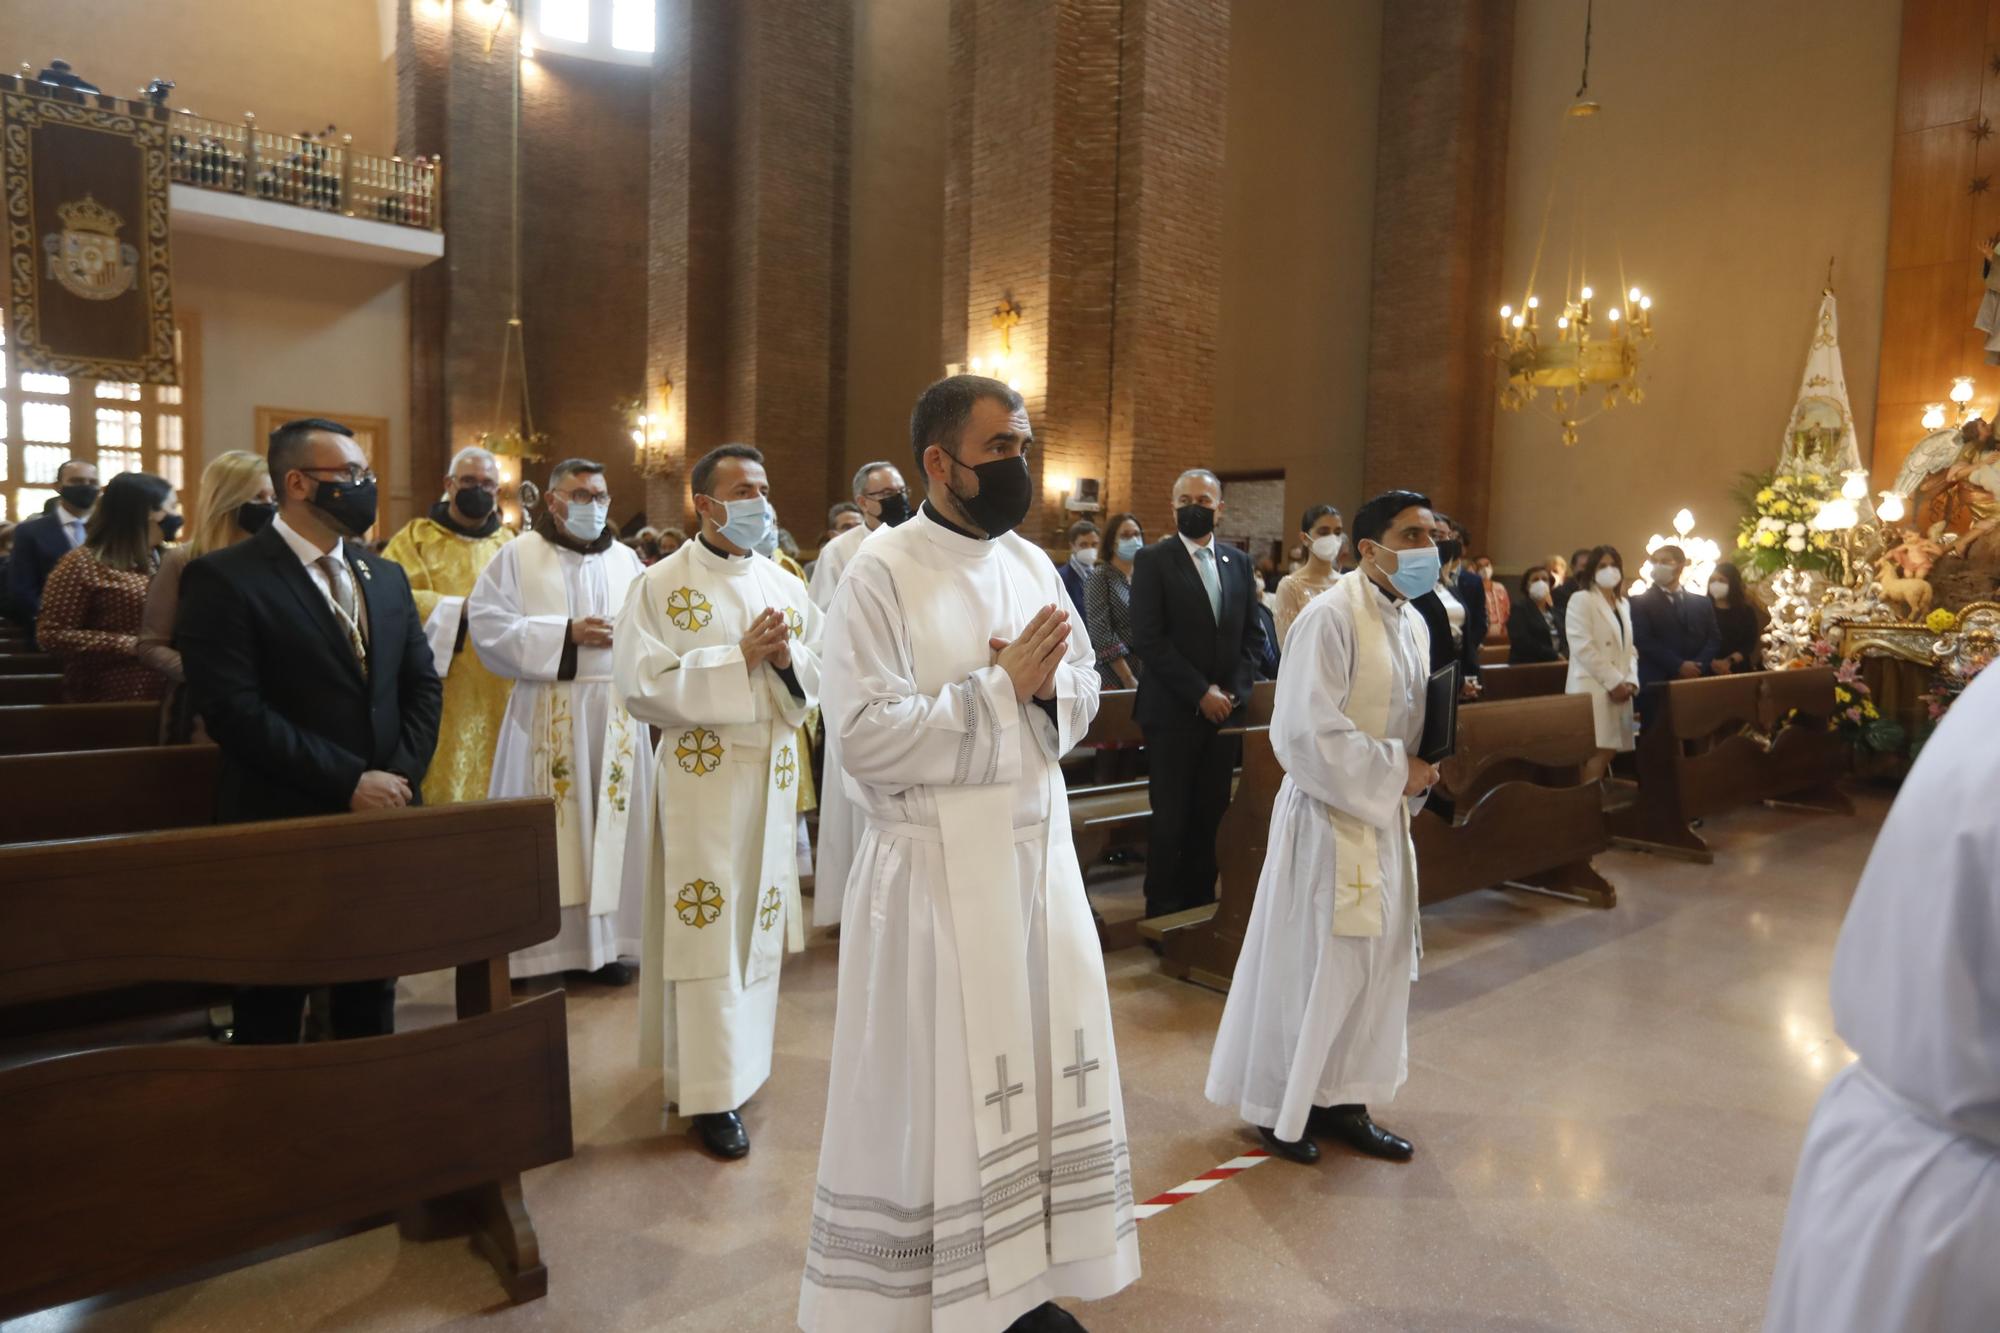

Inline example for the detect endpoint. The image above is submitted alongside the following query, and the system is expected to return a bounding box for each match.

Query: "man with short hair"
[826,501,864,538]
[177,417,442,1043]
[6,458,100,639]
[614,443,821,1160]
[1129,467,1263,918]
[1630,542,1722,719]
[1206,489,1438,1166]
[469,458,651,985]
[806,460,915,928]
[1057,517,1101,614]
[801,375,1136,1332]
[380,446,515,805]
[807,460,912,611]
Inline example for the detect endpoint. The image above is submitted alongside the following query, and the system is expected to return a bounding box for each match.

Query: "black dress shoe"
[691,1110,750,1159]
[1308,1104,1413,1161]
[590,960,636,986]
[1256,1125,1321,1164]
[1004,1302,1088,1332]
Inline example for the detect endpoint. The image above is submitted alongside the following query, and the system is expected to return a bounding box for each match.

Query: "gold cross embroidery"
[1347,863,1373,895]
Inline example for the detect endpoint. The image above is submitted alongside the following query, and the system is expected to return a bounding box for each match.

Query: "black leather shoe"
[692,1110,750,1159]
[1004,1302,1088,1332]
[1308,1104,1413,1161]
[1256,1125,1321,1164]
[590,960,636,986]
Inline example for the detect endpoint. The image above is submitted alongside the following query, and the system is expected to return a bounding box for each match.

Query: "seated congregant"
[1506,563,1567,663]
[38,472,179,704]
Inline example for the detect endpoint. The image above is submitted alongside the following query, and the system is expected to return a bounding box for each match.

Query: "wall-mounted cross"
[992,299,1021,356]
[1062,1028,1101,1109]
[984,1054,1024,1133]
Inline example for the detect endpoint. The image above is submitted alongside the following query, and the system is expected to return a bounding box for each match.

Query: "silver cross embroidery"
[984,1055,1024,1132]
[1062,1028,1100,1108]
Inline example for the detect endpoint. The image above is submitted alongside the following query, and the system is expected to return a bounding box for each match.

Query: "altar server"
[1763,665,2000,1332]
[469,458,650,984]
[380,446,514,804]
[613,443,820,1161]
[801,376,1137,1333]
[1205,490,1440,1165]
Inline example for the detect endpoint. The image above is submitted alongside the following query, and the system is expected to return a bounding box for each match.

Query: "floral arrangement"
[1734,468,1839,579]
[1803,637,1905,753]
[1925,607,1959,633]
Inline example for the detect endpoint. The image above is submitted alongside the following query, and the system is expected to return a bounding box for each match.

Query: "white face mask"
[561,497,609,543]
[1708,580,1730,599]
[1071,546,1098,568]
[1310,533,1344,563]
[1594,565,1623,589]
[1527,579,1551,601]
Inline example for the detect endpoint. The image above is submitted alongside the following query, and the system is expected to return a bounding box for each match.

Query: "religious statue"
[1943,421,2000,557]
[1873,552,1933,621]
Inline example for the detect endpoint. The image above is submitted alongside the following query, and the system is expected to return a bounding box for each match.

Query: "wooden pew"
[1413,693,1614,908]
[0,675,63,705]
[0,702,160,755]
[1607,667,1851,862]
[0,798,572,1318]
[1478,642,1508,665]
[0,652,57,674]
[0,746,220,844]
[1147,694,1615,992]
[1475,660,1568,702]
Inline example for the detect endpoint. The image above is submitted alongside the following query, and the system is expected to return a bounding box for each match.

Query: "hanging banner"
[1,76,177,383]
[1776,288,1860,474]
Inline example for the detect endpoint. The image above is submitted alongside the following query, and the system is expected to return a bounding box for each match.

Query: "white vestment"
[1763,667,2000,1332]
[613,538,820,1115]
[807,519,883,927]
[470,531,651,977]
[800,509,1138,1333]
[1205,571,1431,1142]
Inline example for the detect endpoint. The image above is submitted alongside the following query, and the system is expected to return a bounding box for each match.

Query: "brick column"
[954,0,1227,543]
[646,0,852,531]
[1362,0,1514,539]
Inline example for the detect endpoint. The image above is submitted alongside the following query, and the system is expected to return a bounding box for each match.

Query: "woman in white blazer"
[1565,544,1639,781]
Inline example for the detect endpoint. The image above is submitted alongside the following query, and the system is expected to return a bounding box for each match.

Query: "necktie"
[67,519,84,547]
[1194,545,1222,623]
[317,554,369,674]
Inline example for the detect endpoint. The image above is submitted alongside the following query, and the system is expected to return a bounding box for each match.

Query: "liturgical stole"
[1326,567,1411,938]
[517,532,638,916]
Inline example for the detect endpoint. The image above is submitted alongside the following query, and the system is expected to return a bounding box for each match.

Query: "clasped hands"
[569,616,615,649]
[741,606,793,675]
[990,604,1070,702]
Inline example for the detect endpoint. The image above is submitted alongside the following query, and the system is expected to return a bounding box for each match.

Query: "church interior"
[3,0,1997,1330]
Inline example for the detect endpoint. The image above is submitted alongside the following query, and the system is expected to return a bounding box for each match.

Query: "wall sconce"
[1951,375,1976,420]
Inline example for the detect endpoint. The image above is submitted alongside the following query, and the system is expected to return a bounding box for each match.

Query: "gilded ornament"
[676,879,724,928]
[675,726,723,776]
[775,743,797,791]
[666,587,713,631]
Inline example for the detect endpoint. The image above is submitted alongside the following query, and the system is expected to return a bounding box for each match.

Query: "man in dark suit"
[1630,543,1721,722]
[1408,513,1486,690]
[5,458,99,639]
[177,417,442,1044]
[1129,468,1262,918]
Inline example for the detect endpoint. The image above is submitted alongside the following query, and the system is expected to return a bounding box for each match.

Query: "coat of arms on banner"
[43,194,137,301]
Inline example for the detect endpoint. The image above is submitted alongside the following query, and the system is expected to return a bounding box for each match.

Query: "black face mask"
[453,486,497,520]
[1175,503,1216,540]
[307,476,379,539]
[237,501,278,534]
[157,513,184,542]
[874,491,913,528]
[59,483,99,511]
[1437,538,1463,566]
[944,453,1032,538]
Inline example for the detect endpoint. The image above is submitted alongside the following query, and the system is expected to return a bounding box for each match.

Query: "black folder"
[1418,663,1458,764]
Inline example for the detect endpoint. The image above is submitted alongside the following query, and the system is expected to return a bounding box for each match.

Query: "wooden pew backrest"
[0,675,63,705]
[0,702,159,755]
[1476,661,1568,702]
[0,653,57,675]
[0,745,219,845]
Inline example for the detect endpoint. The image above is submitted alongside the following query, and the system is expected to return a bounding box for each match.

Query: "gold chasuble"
[381,509,514,804]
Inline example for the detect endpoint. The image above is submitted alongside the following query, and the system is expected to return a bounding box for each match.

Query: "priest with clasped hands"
[613,443,822,1162]
[1205,488,1440,1167]
[800,376,1137,1333]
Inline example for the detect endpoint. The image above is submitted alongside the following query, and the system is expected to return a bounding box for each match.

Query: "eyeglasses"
[862,486,907,503]
[555,489,611,507]
[299,466,377,486]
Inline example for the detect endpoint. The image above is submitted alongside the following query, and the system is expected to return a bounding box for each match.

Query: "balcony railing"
[168,110,440,231]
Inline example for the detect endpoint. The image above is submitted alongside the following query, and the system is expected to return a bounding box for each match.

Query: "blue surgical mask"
[715,497,774,553]
[1116,536,1143,562]
[562,497,609,543]
[753,523,780,558]
[1373,542,1439,600]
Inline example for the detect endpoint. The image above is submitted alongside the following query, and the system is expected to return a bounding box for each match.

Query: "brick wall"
[1362,0,1513,541]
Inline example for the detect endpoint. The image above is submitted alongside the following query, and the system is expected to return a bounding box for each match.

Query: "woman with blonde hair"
[137,450,275,739]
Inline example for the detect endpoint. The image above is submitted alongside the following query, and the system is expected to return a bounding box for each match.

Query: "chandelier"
[1495,1,1655,447]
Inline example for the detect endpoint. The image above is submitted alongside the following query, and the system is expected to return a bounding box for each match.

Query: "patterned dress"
[37,547,167,703]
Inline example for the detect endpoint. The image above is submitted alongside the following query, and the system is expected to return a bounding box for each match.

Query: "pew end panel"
[1155,728,1284,991]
